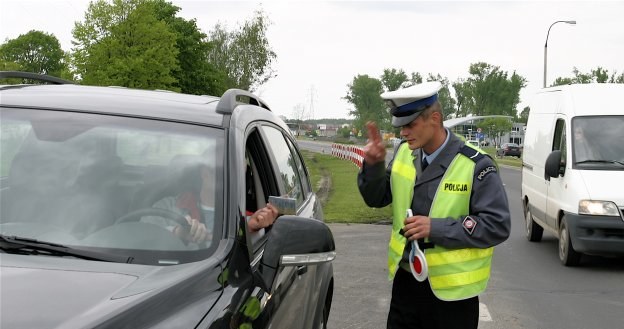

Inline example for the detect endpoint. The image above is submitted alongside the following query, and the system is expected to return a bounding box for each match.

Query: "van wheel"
[559,217,581,266]
[525,204,543,242]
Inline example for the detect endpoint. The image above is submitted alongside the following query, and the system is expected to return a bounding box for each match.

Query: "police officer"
[357,81,511,329]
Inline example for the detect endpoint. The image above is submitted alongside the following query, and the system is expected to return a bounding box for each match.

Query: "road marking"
[479,302,493,322]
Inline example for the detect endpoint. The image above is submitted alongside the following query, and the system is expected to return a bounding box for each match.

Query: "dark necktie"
[422,157,429,171]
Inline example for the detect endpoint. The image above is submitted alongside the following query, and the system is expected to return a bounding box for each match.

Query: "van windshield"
[572,116,624,169]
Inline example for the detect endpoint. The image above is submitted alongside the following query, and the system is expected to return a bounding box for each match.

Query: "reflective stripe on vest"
[389,142,494,301]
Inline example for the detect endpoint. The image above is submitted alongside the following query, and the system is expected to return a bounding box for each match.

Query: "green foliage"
[381,68,408,91]
[73,0,179,90]
[427,73,456,120]
[552,66,624,86]
[302,150,392,223]
[452,79,469,118]
[518,106,530,124]
[337,126,351,138]
[344,74,389,133]
[207,10,276,91]
[150,0,227,95]
[0,60,23,84]
[462,62,526,117]
[0,30,66,77]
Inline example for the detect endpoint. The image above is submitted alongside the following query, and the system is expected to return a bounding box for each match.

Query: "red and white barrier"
[331,143,365,168]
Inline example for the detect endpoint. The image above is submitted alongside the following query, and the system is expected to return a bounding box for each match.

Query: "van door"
[545,118,567,228]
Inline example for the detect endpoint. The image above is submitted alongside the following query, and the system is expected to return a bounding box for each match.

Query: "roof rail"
[216,88,271,114]
[0,71,74,85]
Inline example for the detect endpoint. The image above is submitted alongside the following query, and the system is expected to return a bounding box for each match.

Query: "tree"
[552,66,624,86]
[150,0,227,95]
[427,73,456,120]
[337,126,351,138]
[207,10,276,91]
[452,79,471,118]
[477,117,512,147]
[380,68,408,91]
[344,74,388,134]
[0,30,66,76]
[610,71,624,83]
[0,60,23,84]
[72,0,179,90]
[518,106,530,124]
[408,72,423,86]
[461,62,526,117]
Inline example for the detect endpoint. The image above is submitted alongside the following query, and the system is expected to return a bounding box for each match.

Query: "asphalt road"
[324,166,624,329]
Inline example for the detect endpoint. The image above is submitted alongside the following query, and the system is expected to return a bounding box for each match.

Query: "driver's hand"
[174,216,209,243]
[248,203,279,232]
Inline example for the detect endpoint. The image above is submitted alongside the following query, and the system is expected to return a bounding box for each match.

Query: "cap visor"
[392,111,422,127]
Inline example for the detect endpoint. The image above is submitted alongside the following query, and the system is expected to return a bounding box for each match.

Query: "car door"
[545,118,567,228]
[256,124,321,328]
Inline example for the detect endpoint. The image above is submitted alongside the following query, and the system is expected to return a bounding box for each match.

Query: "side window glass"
[259,126,304,205]
[286,137,311,196]
[553,119,566,151]
[553,119,567,164]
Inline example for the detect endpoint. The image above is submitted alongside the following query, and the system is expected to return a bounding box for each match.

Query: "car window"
[0,108,224,265]
[286,137,312,196]
[260,126,305,206]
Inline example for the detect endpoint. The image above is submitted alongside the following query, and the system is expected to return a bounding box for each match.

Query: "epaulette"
[459,145,485,163]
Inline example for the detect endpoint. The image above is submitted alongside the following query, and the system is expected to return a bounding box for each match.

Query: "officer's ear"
[429,110,443,126]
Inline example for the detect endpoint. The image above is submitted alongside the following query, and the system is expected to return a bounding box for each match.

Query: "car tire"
[524,204,543,242]
[559,217,581,266]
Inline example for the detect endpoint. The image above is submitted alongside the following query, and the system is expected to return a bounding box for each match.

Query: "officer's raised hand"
[363,121,386,165]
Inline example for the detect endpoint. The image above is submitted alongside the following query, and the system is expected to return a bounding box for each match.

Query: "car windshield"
[0,108,224,265]
[572,116,624,169]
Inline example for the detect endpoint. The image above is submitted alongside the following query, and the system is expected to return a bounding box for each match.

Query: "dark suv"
[0,71,334,329]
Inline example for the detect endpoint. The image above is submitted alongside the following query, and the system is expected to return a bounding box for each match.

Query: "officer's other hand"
[363,121,386,165]
[403,215,431,241]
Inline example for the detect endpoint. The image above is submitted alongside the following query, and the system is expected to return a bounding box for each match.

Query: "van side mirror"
[256,216,335,291]
[545,150,565,179]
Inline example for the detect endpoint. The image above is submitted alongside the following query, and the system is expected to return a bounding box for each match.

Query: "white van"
[521,83,624,266]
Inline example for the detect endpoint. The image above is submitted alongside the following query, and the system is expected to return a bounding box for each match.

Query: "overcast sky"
[2,0,623,119]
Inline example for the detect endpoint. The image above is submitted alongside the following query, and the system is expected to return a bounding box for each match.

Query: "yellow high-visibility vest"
[389,142,494,301]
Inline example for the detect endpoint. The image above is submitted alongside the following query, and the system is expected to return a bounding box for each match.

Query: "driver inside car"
[142,154,279,245]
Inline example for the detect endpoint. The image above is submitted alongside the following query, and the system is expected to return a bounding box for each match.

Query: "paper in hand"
[268,196,297,215]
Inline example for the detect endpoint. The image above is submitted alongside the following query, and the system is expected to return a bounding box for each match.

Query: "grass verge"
[302,150,392,223]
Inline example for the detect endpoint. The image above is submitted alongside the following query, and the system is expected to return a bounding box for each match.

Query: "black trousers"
[387,268,479,329]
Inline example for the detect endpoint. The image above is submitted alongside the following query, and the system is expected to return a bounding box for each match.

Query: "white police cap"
[381,81,442,127]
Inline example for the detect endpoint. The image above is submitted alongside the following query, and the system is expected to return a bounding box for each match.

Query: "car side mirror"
[256,216,335,291]
[545,150,564,180]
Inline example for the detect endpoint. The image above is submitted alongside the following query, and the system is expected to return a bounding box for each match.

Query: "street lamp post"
[544,20,576,88]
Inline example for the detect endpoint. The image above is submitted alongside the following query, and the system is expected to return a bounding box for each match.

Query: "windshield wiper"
[575,160,624,166]
[0,234,134,263]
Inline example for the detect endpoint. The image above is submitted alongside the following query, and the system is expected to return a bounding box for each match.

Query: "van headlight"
[578,200,621,216]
